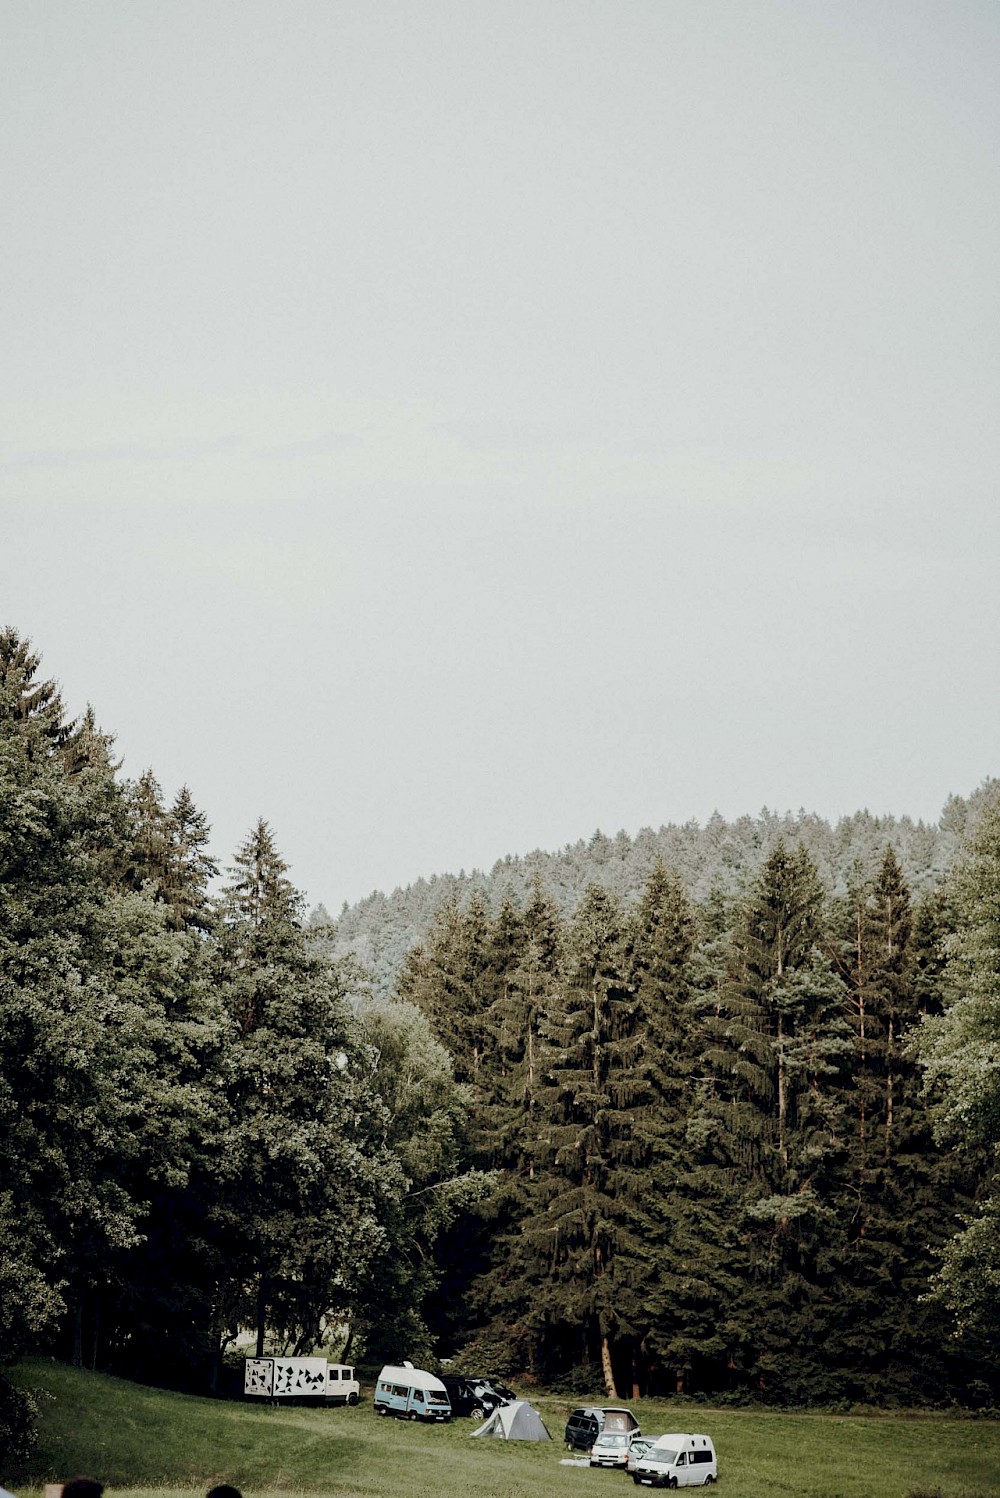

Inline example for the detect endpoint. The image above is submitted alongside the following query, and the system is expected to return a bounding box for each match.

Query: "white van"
[631,1433,717,1487]
[373,1362,452,1422]
[590,1428,643,1468]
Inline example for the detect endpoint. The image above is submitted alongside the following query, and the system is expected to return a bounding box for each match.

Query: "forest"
[2,627,999,1463]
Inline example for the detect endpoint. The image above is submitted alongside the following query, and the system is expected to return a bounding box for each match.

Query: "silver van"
[631,1433,717,1487]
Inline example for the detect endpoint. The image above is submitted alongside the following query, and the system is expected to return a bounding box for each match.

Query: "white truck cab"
[632,1433,717,1488]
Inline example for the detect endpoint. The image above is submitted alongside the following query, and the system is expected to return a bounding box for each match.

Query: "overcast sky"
[3,0,998,912]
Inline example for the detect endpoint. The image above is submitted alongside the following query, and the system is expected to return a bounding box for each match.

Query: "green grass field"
[7,1360,1000,1498]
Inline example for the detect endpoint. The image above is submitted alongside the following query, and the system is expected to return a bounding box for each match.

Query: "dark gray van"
[565,1405,639,1452]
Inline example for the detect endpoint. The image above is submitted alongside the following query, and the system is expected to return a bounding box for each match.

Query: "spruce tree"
[396,894,495,1085]
[627,865,728,1395]
[459,883,565,1373]
[210,821,389,1368]
[706,842,850,1400]
[830,847,984,1399]
[513,884,639,1395]
[917,792,1000,1361]
[0,631,222,1399]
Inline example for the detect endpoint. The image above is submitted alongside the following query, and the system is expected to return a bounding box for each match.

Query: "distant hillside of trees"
[319,789,997,994]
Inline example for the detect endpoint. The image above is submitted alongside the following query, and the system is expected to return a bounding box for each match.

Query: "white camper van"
[373,1362,452,1422]
[631,1433,717,1487]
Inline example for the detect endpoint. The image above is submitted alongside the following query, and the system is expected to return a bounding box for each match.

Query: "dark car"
[565,1407,601,1451]
[565,1406,639,1453]
[440,1374,514,1420]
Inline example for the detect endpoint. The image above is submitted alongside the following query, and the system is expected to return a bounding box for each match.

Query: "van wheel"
[377,1406,387,1417]
[470,1406,485,1421]
[408,1411,418,1420]
[348,1393,358,1406]
[705,1477,716,1485]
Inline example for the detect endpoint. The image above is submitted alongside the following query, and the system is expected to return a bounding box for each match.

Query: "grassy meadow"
[6,1359,1000,1498]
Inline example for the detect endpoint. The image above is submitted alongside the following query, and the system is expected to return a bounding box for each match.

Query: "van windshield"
[650,1447,678,1464]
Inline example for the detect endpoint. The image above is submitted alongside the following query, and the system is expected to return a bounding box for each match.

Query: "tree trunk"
[255,1275,268,1357]
[777,1015,787,1170]
[90,1296,100,1371]
[72,1292,84,1369]
[601,1332,618,1399]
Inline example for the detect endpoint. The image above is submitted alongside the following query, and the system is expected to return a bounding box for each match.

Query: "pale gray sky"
[3,0,998,911]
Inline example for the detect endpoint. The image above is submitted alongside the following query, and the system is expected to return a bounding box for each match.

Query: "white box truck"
[243,1357,360,1405]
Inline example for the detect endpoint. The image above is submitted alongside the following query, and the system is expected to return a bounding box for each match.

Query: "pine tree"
[210,821,389,1368]
[828,847,986,1399]
[0,631,220,1396]
[396,894,494,1085]
[482,882,562,1171]
[916,791,1000,1359]
[513,884,640,1395]
[705,842,850,1400]
[458,884,565,1372]
[627,865,718,1394]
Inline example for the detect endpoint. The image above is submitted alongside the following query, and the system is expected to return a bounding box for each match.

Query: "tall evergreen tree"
[829,847,989,1399]
[512,885,640,1394]
[917,791,1000,1361]
[396,894,494,1085]
[456,883,565,1372]
[627,865,727,1395]
[704,842,850,1400]
[0,631,220,1409]
[210,821,390,1369]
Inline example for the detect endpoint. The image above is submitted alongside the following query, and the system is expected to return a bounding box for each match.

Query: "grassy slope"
[8,1361,1000,1498]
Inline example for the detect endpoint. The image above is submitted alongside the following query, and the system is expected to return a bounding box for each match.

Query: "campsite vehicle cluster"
[373,1363,549,1438]
[566,1408,718,1485]
[242,1356,719,1483]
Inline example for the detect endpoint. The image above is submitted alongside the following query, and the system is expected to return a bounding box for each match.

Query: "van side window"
[692,1452,712,1464]
[413,1389,424,1402]
[677,1453,687,1466]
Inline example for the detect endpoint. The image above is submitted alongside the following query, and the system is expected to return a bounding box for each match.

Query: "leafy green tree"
[917,791,1000,1355]
[352,993,493,1361]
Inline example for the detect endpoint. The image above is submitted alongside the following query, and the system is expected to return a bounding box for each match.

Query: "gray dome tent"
[471,1399,552,1441]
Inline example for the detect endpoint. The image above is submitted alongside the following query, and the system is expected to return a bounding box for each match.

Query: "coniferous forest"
[2,628,1000,1460]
